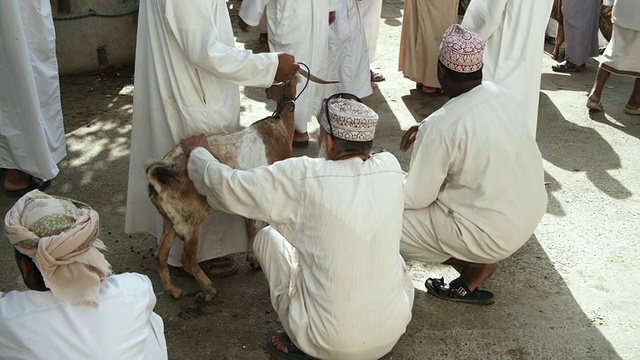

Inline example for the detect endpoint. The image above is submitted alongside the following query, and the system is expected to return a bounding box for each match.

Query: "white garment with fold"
[125,0,279,266]
[402,82,547,264]
[240,0,338,133]
[0,273,167,360]
[0,0,66,180]
[188,149,414,360]
[325,0,373,99]
[359,0,384,63]
[461,0,554,138]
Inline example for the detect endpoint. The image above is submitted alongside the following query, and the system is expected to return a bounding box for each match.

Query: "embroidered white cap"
[438,24,486,73]
[320,98,378,142]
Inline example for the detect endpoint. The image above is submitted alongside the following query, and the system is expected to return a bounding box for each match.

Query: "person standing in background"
[126,0,299,278]
[399,0,460,94]
[551,0,600,72]
[0,0,67,197]
[360,0,385,82]
[462,0,554,137]
[240,0,338,147]
[587,0,640,115]
[325,0,373,99]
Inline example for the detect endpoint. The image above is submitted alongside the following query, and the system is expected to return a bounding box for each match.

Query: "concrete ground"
[1,1,639,359]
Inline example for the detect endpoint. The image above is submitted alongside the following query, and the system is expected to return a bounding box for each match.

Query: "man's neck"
[332,152,368,161]
[447,82,481,98]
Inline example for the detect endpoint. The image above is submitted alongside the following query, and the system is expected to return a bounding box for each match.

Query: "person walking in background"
[551,0,601,72]
[399,0,459,94]
[126,0,299,279]
[587,0,640,115]
[462,0,554,137]
[325,0,373,99]
[240,0,338,147]
[0,0,67,197]
[360,0,385,82]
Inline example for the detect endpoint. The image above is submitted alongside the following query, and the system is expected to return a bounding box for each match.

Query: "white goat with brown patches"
[146,77,299,303]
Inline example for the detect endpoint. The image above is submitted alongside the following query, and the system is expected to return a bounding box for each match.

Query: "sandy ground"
[1,1,639,359]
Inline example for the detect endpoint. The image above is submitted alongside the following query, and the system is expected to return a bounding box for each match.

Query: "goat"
[146,76,299,303]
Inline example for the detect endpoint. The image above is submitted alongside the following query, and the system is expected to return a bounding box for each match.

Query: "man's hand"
[329,11,336,25]
[181,134,211,156]
[275,53,300,82]
[238,16,249,33]
[400,125,420,152]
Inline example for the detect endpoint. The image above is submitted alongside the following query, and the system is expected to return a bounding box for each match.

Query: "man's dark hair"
[440,60,483,82]
[333,138,373,156]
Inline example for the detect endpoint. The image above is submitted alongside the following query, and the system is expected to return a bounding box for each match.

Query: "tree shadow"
[537,93,632,200]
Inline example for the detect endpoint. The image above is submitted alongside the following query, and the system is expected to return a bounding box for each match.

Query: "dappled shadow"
[537,93,632,200]
[401,88,449,123]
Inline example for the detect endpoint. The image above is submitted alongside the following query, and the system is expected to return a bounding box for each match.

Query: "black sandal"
[551,60,584,73]
[425,277,494,305]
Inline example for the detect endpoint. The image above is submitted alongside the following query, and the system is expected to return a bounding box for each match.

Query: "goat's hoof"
[166,288,183,299]
[194,290,217,304]
[249,262,261,271]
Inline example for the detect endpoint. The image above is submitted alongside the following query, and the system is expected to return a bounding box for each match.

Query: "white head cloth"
[438,24,486,73]
[4,190,112,306]
[319,98,379,142]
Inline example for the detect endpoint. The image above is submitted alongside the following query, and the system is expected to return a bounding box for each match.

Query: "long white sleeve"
[403,123,453,210]
[187,147,302,225]
[164,0,278,87]
[239,0,268,27]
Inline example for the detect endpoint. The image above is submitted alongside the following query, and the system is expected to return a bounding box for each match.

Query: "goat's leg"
[181,226,218,303]
[244,218,260,270]
[155,219,183,299]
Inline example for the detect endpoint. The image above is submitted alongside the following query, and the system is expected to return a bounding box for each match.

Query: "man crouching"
[182,96,414,360]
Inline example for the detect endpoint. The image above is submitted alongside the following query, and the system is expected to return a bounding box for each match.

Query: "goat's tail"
[146,161,180,197]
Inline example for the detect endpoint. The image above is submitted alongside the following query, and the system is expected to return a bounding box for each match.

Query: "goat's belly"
[235,129,269,169]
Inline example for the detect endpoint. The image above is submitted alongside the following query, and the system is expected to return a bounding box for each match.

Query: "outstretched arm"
[165,0,278,87]
[186,147,302,226]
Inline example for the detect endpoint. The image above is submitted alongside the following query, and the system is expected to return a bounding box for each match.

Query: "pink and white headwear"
[4,190,112,307]
[319,98,378,142]
[438,24,486,73]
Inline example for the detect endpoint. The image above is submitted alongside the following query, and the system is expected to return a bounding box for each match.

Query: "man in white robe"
[182,97,414,359]
[0,0,66,197]
[240,0,339,146]
[587,0,640,114]
[125,0,299,275]
[400,25,547,305]
[360,0,385,81]
[325,0,373,99]
[461,0,554,138]
[2,191,167,359]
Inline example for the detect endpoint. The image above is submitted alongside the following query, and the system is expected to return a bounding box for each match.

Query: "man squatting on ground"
[400,25,548,305]
[181,97,414,359]
[0,191,167,359]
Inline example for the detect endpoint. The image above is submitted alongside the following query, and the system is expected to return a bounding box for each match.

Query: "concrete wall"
[50,0,138,75]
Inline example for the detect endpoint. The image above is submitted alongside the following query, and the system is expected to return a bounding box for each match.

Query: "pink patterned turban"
[438,24,486,73]
[4,190,112,306]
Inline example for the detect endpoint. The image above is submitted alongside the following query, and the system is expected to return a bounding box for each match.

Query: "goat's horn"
[297,68,340,84]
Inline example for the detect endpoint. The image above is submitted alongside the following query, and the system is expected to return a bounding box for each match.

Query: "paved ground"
[1,1,639,359]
